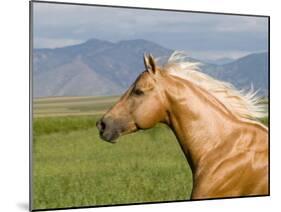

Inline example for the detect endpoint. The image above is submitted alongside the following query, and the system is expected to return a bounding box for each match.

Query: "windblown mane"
[158,51,267,120]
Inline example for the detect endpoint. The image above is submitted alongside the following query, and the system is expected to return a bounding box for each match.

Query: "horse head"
[96,54,167,143]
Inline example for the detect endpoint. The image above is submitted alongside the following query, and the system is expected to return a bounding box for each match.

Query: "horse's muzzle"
[96,117,120,143]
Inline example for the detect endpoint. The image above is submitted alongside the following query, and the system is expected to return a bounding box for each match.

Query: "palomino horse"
[96,52,268,199]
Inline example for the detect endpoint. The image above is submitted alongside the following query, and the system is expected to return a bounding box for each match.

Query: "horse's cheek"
[133,111,148,128]
[133,108,158,129]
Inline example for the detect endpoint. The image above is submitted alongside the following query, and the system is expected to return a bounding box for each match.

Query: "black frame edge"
[29,1,34,211]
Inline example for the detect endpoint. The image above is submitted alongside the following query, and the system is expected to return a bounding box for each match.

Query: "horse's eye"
[134,89,144,96]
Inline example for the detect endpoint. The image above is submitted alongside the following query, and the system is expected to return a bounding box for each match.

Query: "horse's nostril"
[97,119,106,133]
[100,121,106,132]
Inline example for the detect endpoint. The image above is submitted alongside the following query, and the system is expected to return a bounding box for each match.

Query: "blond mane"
[157,51,267,120]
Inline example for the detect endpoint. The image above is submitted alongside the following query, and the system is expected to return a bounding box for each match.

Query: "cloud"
[32,2,268,58]
[34,37,83,48]
[187,50,254,60]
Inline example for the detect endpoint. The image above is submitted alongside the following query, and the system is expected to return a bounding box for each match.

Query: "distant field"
[32,96,268,210]
[33,96,119,117]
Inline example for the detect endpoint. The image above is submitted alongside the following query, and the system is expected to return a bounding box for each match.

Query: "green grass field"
[32,96,268,210]
[33,96,193,210]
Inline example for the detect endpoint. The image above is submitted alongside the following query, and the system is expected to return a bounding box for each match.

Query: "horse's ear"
[143,53,157,74]
[143,53,150,70]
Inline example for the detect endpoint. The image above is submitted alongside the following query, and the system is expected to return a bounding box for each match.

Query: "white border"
[1,0,280,211]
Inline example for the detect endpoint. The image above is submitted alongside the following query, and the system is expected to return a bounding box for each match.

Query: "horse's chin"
[99,126,139,143]
[99,131,120,143]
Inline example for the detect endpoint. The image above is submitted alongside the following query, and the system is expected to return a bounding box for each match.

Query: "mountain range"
[33,38,268,97]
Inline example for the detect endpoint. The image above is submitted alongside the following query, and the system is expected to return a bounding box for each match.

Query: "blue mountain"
[33,39,268,97]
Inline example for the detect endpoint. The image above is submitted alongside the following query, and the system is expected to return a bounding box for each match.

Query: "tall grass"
[33,115,192,210]
[33,116,100,137]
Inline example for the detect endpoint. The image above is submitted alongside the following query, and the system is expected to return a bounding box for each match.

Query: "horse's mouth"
[98,124,139,143]
[99,131,120,143]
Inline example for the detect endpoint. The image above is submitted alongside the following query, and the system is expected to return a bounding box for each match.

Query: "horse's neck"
[164,77,237,172]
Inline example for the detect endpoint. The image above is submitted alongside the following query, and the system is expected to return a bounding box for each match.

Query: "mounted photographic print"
[30,1,269,211]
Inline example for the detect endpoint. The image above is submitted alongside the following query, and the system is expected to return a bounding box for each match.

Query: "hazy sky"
[33,2,268,60]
